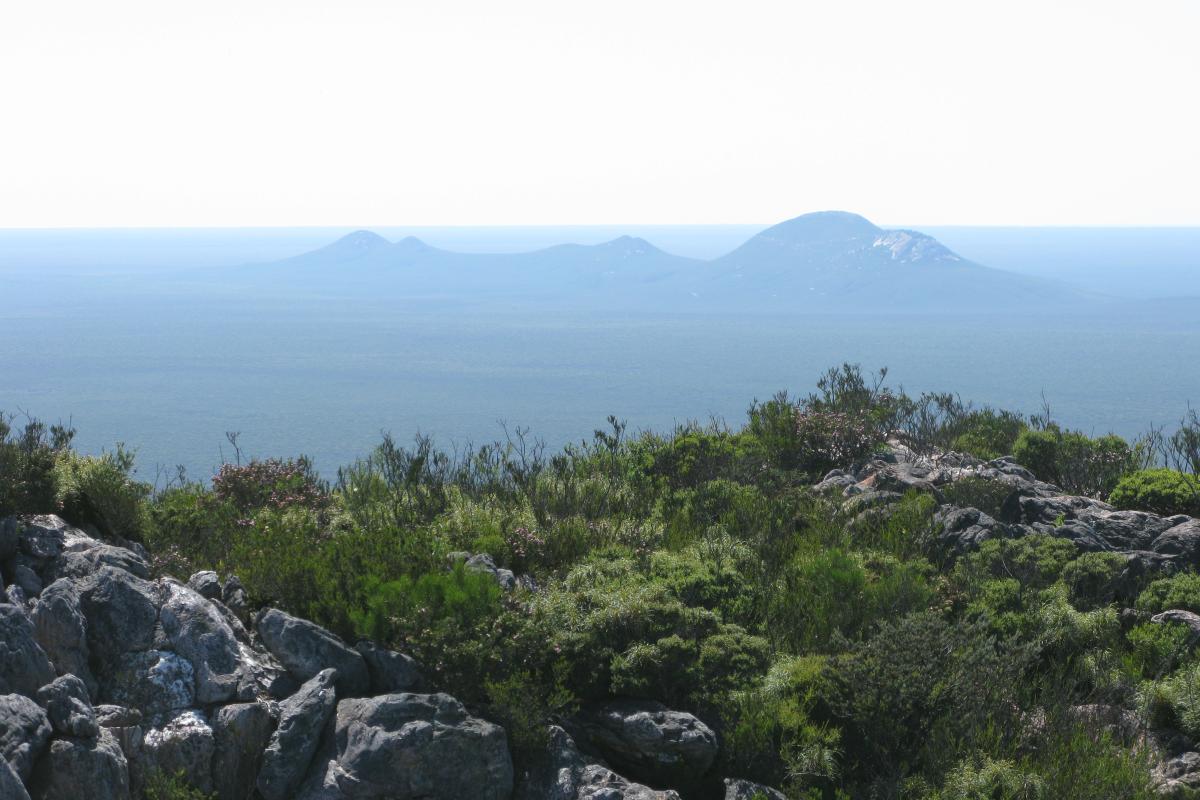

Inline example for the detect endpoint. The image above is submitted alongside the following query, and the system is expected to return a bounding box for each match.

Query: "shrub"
[212,456,327,516]
[933,755,1045,800]
[142,770,214,800]
[1109,469,1200,517]
[1136,572,1200,615]
[0,414,74,517]
[793,410,882,477]
[950,409,1029,462]
[941,477,1014,519]
[53,446,149,540]
[1013,429,1141,498]
[1124,622,1194,679]
[1061,552,1127,610]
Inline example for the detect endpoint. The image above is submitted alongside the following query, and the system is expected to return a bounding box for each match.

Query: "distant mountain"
[243,211,1100,312]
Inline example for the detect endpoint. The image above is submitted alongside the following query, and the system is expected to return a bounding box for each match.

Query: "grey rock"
[37,674,99,738]
[355,641,424,693]
[222,575,249,621]
[16,515,93,563]
[0,693,52,782]
[1153,750,1200,796]
[516,725,678,800]
[725,778,787,800]
[31,578,97,697]
[6,584,29,610]
[158,578,250,704]
[256,608,368,696]
[95,705,142,728]
[1153,520,1200,564]
[465,553,517,591]
[100,649,195,717]
[935,506,1014,556]
[256,668,338,800]
[28,727,130,800]
[1153,610,1200,635]
[0,515,18,561]
[0,605,56,698]
[77,566,160,666]
[50,544,150,582]
[187,570,222,600]
[323,692,513,800]
[12,562,43,598]
[575,700,718,792]
[0,758,30,800]
[136,710,216,795]
[212,702,275,800]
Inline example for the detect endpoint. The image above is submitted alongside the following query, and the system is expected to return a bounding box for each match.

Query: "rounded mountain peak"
[758,211,882,243]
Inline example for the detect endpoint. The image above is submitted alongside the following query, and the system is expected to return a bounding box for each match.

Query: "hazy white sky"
[2,0,1198,227]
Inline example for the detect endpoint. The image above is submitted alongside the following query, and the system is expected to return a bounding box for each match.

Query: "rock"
[1153,520,1200,564]
[320,692,513,800]
[222,575,249,620]
[0,515,18,561]
[16,515,93,563]
[0,758,31,800]
[37,674,99,738]
[1153,750,1200,796]
[6,584,29,610]
[49,543,150,582]
[464,553,517,590]
[355,641,424,693]
[256,668,338,800]
[186,570,222,600]
[29,727,131,800]
[725,778,788,800]
[31,578,98,697]
[256,608,369,696]
[95,705,142,728]
[516,725,679,800]
[100,650,195,718]
[77,567,160,666]
[935,506,1013,555]
[0,693,52,782]
[574,700,718,792]
[1153,610,1200,636]
[12,561,43,597]
[212,702,275,800]
[0,605,56,698]
[158,578,251,704]
[137,710,216,795]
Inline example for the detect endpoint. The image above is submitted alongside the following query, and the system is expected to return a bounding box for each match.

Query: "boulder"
[0,758,31,800]
[725,778,788,800]
[0,693,52,782]
[29,727,131,800]
[355,641,424,693]
[1153,609,1200,636]
[574,700,718,792]
[12,561,43,598]
[31,578,97,696]
[257,668,339,800]
[464,553,517,591]
[318,692,513,800]
[136,710,216,796]
[0,605,56,698]
[186,570,222,600]
[100,650,195,718]
[16,515,94,563]
[222,575,249,621]
[95,705,143,729]
[516,725,679,800]
[0,515,18,561]
[158,578,252,704]
[77,567,160,666]
[37,674,99,738]
[1154,750,1200,797]
[934,506,1013,555]
[212,701,276,800]
[49,544,150,582]
[256,608,369,696]
[1153,520,1200,564]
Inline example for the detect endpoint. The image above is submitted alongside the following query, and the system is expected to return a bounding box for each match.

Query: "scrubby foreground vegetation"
[3,365,1200,800]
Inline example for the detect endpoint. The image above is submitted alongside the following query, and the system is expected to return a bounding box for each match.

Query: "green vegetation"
[5,365,1200,799]
[1110,468,1200,517]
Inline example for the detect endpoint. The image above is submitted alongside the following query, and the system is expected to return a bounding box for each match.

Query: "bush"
[53,446,149,540]
[1061,552,1127,610]
[793,410,882,477]
[212,456,327,516]
[1109,469,1200,517]
[0,415,74,517]
[950,409,1029,462]
[932,755,1045,800]
[142,770,213,800]
[1136,573,1200,615]
[1013,429,1141,498]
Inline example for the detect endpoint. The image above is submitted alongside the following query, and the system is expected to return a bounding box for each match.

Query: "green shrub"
[53,446,149,540]
[941,477,1014,520]
[142,770,214,800]
[933,755,1045,800]
[1061,552,1127,610]
[1013,429,1141,498]
[949,409,1029,462]
[0,415,74,517]
[1124,622,1194,679]
[144,484,240,576]
[1136,572,1200,615]
[1109,469,1200,517]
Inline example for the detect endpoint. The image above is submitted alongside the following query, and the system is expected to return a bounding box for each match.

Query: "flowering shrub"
[794,410,882,476]
[212,457,327,516]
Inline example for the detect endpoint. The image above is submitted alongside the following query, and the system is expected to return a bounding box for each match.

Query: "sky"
[2,0,1198,228]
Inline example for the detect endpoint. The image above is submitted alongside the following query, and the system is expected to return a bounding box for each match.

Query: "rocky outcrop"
[573,700,719,794]
[0,606,57,698]
[301,691,513,800]
[355,641,424,694]
[31,578,97,696]
[724,778,787,800]
[257,668,339,800]
[212,701,275,800]
[37,674,99,738]
[256,608,369,696]
[0,693,52,783]
[28,727,131,800]
[77,566,160,666]
[516,725,680,800]
[0,758,31,800]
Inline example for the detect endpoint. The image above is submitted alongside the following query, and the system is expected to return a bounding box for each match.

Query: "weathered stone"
[158,578,248,704]
[0,693,52,782]
[138,710,216,795]
[935,506,1013,555]
[100,650,195,717]
[256,608,368,696]
[574,700,718,793]
[222,575,249,621]
[257,668,338,800]
[212,702,276,800]
[95,704,142,728]
[186,570,222,600]
[323,692,513,800]
[464,553,517,591]
[28,727,130,800]
[37,674,99,738]
[0,758,30,800]
[12,561,43,598]
[725,778,787,800]
[31,578,97,697]
[1153,520,1200,564]
[0,515,18,561]
[355,641,424,694]
[77,566,160,666]
[16,515,92,563]
[0,605,56,698]
[50,544,150,582]
[516,725,678,800]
